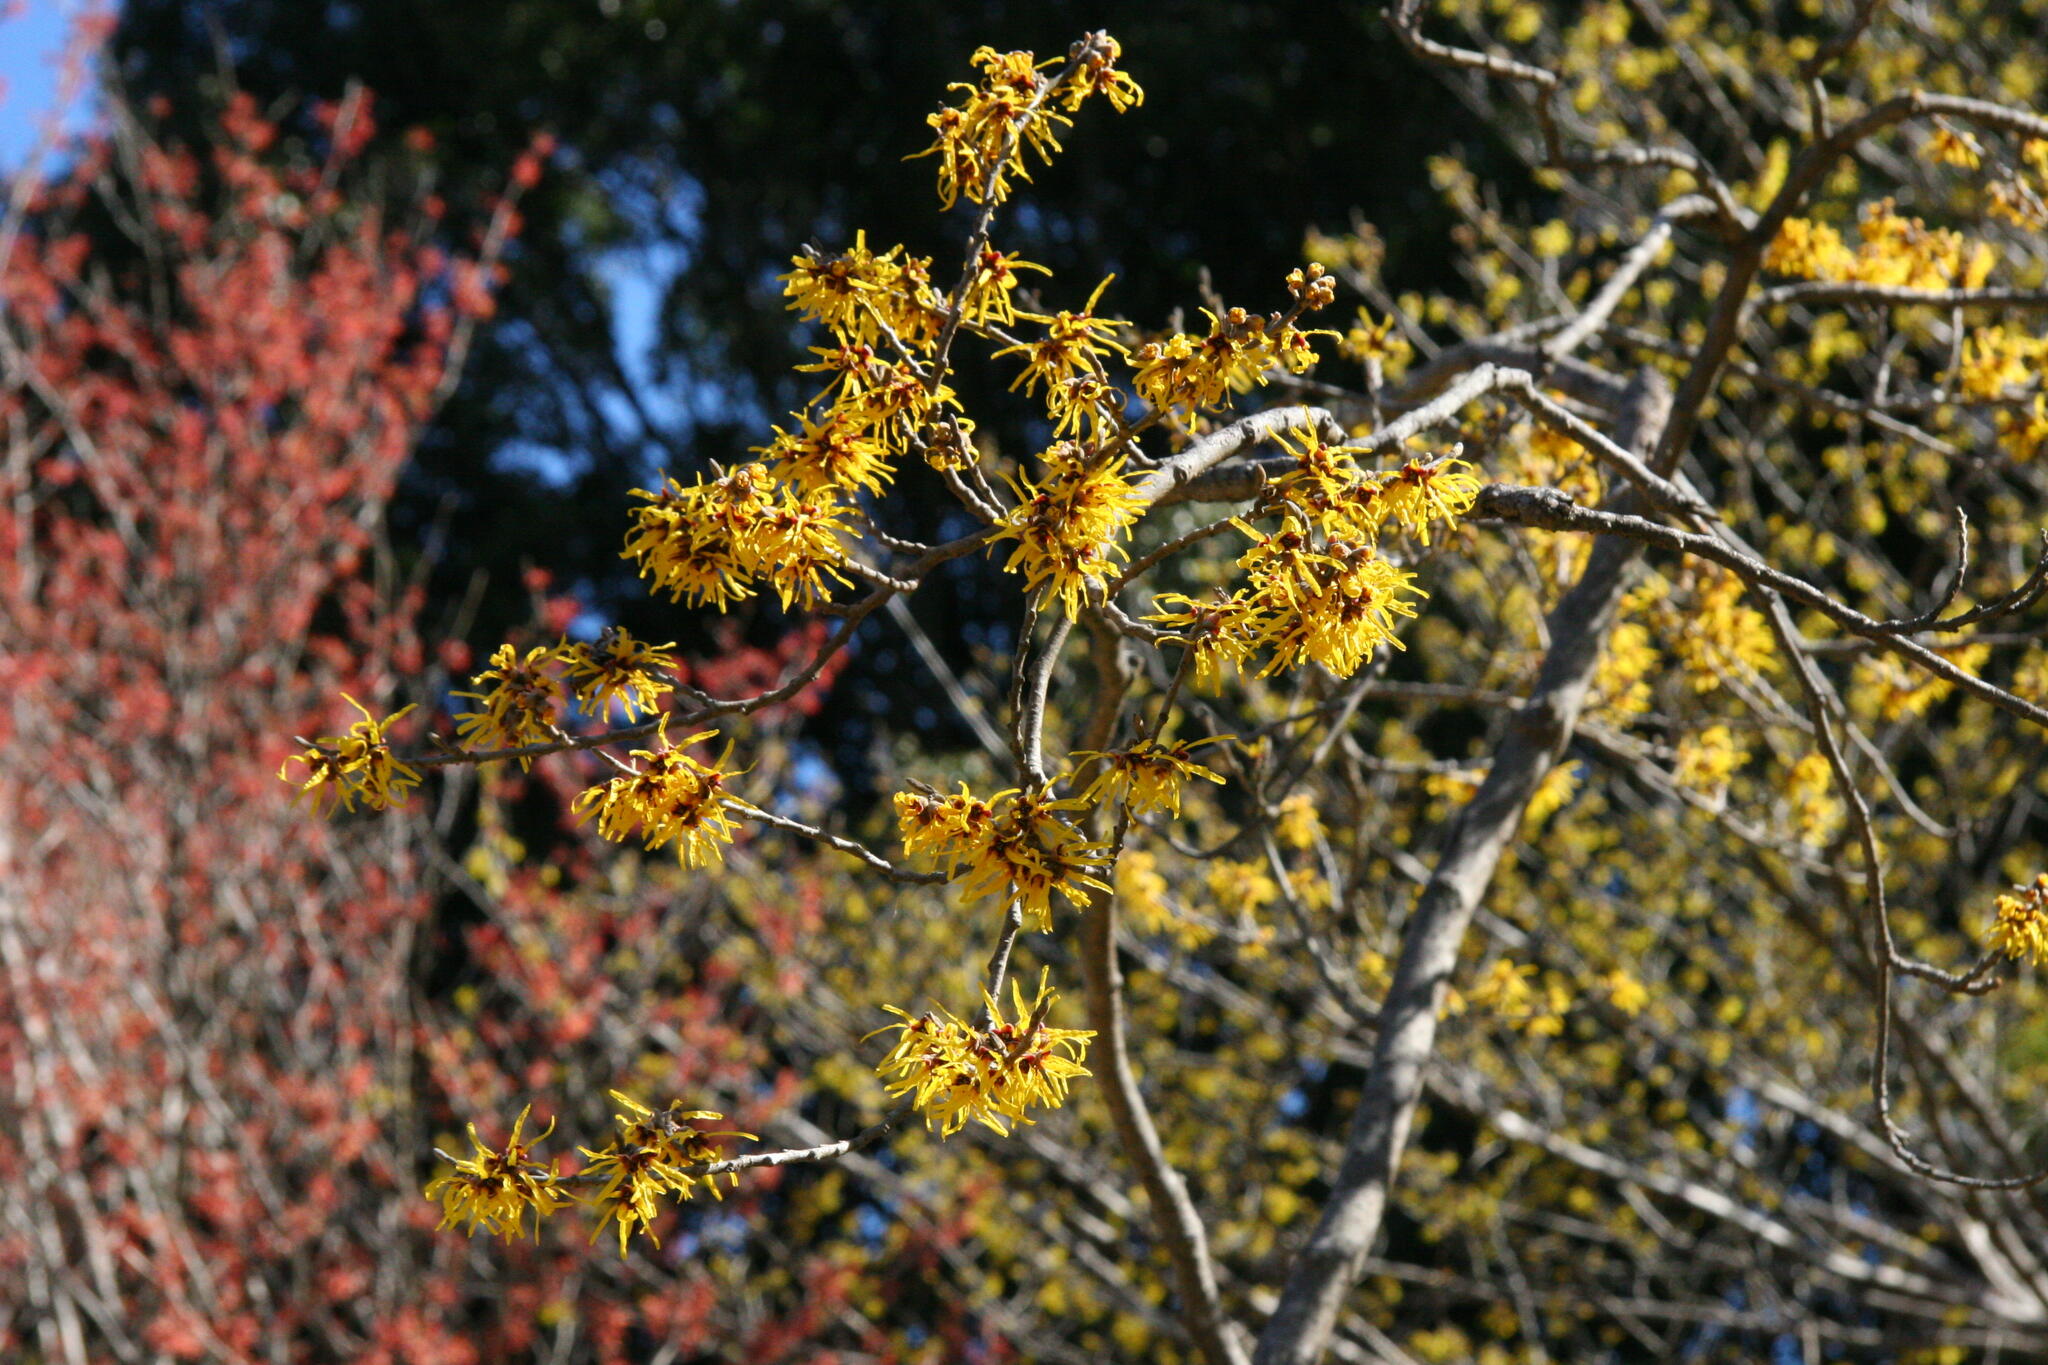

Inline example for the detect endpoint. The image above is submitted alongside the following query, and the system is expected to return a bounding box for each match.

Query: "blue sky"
[0,1,95,169]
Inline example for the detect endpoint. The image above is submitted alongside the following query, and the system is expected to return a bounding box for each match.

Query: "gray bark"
[1253,369,1673,1365]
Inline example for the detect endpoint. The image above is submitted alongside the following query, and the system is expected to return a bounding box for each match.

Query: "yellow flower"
[779,231,942,349]
[994,275,1126,397]
[424,1104,573,1242]
[1784,752,1842,846]
[559,626,676,722]
[1072,735,1230,816]
[1673,724,1744,795]
[1989,875,2048,965]
[1044,372,1127,447]
[896,781,1110,931]
[1275,792,1324,850]
[572,725,743,868]
[1376,456,1482,546]
[1603,969,1651,1017]
[1116,847,1214,948]
[960,245,1052,329]
[1338,306,1413,373]
[279,694,422,814]
[907,45,1072,209]
[1056,32,1144,114]
[1524,761,1580,826]
[757,408,896,498]
[581,1092,753,1257]
[1146,590,1261,687]
[453,644,566,760]
[869,969,1094,1137]
[989,443,1144,618]
[795,338,889,406]
[1925,126,1983,170]
[1530,219,1572,259]
[621,464,852,613]
[1205,858,1279,915]
[1466,960,1567,1035]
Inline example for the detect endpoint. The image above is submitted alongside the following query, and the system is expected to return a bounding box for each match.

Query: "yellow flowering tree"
[278,14,2048,1365]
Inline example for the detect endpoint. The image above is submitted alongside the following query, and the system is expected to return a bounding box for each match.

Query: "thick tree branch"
[1254,369,1672,1365]
[1075,617,1250,1365]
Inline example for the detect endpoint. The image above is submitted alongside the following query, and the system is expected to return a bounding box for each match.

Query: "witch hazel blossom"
[280,31,1489,1255]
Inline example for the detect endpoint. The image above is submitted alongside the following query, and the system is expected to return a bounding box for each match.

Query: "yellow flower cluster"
[910,37,1141,210]
[1672,724,1744,795]
[1850,643,1990,722]
[779,230,943,350]
[1988,141,2048,229]
[757,409,896,498]
[1603,970,1651,1018]
[423,1105,574,1242]
[581,1092,753,1256]
[455,629,678,754]
[1141,425,1478,682]
[1589,619,1659,722]
[1072,734,1229,816]
[1116,847,1214,948]
[798,345,964,458]
[1511,423,1602,503]
[2000,394,2048,460]
[1130,281,1333,416]
[993,275,1130,446]
[1524,761,1581,827]
[453,643,564,756]
[1206,858,1280,917]
[1463,960,1568,1037]
[1990,875,2048,965]
[1764,199,1996,290]
[622,463,852,613]
[871,971,1094,1137]
[1270,423,1483,547]
[421,1095,752,1255]
[571,725,742,868]
[990,442,1145,617]
[997,275,1125,393]
[280,695,422,815]
[1784,752,1843,846]
[1925,126,1984,170]
[559,626,678,722]
[1275,791,1324,849]
[1957,325,2048,401]
[1627,567,1776,693]
[1155,518,1424,680]
[771,228,984,491]
[894,782,1109,930]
